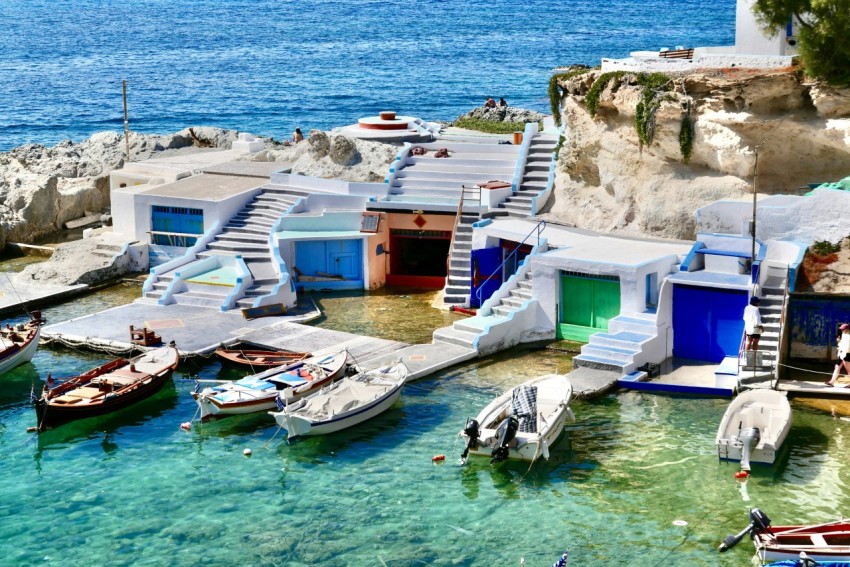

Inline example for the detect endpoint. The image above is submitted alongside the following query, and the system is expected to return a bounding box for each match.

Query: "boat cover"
[511,385,537,433]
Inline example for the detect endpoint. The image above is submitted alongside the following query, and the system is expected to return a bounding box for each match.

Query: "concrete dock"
[0,273,87,318]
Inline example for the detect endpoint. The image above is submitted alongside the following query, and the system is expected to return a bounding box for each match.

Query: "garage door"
[672,284,747,362]
[557,273,621,342]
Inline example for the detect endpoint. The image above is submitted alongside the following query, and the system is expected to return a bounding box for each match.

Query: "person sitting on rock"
[484,97,496,109]
[292,128,304,143]
[499,97,507,107]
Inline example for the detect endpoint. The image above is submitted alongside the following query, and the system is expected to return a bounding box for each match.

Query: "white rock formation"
[544,69,850,240]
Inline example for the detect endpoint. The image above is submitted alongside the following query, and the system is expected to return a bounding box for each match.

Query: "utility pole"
[122,80,131,163]
[751,142,763,264]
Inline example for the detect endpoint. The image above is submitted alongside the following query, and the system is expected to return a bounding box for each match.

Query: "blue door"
[673,284,748,362]
[471,247,502,307]
[295,239,363,290]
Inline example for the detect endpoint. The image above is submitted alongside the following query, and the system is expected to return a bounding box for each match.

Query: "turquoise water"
[1,284,849,565]
[0,0,737,151]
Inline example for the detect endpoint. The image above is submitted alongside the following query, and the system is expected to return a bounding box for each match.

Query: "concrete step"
[580,344,638,364]
[432,326,478,349]
[588,331,653,349]
[443,294,469,305]
[609,315,658,334]
[573,353,625,373]
[207,241,268,252]
[198,250,268,261]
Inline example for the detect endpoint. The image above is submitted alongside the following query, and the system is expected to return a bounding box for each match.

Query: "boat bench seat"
[51,395,83,404]
[102,375,139,387]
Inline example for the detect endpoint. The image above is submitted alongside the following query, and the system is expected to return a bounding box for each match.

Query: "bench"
[659,48,694,59]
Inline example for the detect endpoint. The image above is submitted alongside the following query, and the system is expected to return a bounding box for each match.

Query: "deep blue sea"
[0,0,736,151]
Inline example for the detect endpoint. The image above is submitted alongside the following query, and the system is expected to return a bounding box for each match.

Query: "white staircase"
[573,314,660,375]
[738,272,785,381]
[497,133,557,218]
[144,186,308,310]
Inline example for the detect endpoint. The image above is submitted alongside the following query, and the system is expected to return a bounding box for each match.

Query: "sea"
[5,2,850,566]
[1,0,737,152]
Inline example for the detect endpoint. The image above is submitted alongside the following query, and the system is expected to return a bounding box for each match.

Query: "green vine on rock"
[585,71,626,117]
[634,72,671,149]
[679,106,694,164]
[549,66,590,127]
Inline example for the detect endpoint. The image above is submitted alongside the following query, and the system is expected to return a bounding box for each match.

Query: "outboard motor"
[739,427,761,471]
[460,419,480,462]
[490,416,519,464]
[719,508,772,552]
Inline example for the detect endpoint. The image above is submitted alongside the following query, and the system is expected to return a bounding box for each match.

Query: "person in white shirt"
[827,323,850,386]
[743,296,763,351]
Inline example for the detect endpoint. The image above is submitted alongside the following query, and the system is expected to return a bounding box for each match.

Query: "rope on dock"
[777,362,835,377]
[40,333,140,356]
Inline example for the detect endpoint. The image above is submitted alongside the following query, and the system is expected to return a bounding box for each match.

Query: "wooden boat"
[720,508,850,563]
[459,373,575,463]
[0,311,45,376]
[716,388,792,470]
[192,350,351,420]
[214,347,310,370]
[269,361,408,439]
[34,344,179,430]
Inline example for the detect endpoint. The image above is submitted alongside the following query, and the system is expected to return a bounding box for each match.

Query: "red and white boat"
[720,508,850,563]
[0,311,45,376]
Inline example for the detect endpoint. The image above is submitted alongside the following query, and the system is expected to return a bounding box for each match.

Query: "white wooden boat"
[716,388,792,470]
[720,508,850,563]
[0,312,44,376]
[192,350,350,420]
[269,361,408,439]
[459,373,575,463]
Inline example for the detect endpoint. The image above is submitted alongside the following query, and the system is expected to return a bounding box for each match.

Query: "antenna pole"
[122,80,131,162]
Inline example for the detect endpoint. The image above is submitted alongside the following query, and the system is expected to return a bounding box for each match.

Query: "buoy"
[432,454,445,462]
[243,448,252,457]
[180,422,191,431]
[673,520,688,526]
[734,470,749,479]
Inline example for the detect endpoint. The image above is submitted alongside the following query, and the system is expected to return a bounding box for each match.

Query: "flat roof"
[482,218,692,266]
[135,172,264,201]
[201,160,290,177]
[666,270,751,290]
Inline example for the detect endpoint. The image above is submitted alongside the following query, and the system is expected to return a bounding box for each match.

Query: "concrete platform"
[0,274,88,317]
[238,321,477,381]
[567,366,621,400]
[41,299,322,356]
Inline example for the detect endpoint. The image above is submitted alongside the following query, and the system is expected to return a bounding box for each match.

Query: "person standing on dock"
[827,323,850,386]
[743,296,763,351]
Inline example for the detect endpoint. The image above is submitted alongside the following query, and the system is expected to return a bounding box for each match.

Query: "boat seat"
[51,395,83,404]
[103,375,139,387]
[69,387,105,399]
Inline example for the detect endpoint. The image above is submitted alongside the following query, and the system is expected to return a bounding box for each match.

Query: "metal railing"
[772,266,791,389]
[445,185,480,273]
[474,219,546,306]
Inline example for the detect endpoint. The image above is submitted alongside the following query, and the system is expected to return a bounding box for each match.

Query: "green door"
[557,274,621,342]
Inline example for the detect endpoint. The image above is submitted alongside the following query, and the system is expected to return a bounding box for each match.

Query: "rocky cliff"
[543,68,850,240]
[0,127,238,250]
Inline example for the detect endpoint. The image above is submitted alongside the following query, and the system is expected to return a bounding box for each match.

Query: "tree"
[753,0,850,85]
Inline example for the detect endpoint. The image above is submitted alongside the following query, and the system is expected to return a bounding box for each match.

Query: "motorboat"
[34,343,179,430]
[192,350,350,420]
[0,311,45,376]
[459,373,575,463]
[269,361,408,439]
[716,388,792,470]
[720,508,850,563]
[214,347,310,370]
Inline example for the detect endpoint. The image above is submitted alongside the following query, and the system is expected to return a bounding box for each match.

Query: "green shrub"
[549,67,590,127]
[811,240,841,256]
[453,118,529,134]
[554,134,565,160]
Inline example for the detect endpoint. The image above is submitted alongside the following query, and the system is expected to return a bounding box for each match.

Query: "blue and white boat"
[192,350,350,420]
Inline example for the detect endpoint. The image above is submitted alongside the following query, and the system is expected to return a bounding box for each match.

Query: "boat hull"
[35,346,179,430]
[0,323,40,375]
[461,373,574,462]
[716,389,792,468]
[194,351,350,420]
[754,522,850,563]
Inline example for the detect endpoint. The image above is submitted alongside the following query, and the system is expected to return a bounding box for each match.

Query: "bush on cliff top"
[754,0,850,85]
[454,117,533,134]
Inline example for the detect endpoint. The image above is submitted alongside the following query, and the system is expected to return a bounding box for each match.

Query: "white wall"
[697,190,850,246]
[736,0,785,55]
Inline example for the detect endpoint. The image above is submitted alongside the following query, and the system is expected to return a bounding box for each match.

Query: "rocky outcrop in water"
[545,68,850,240]
[455,106,545,124]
